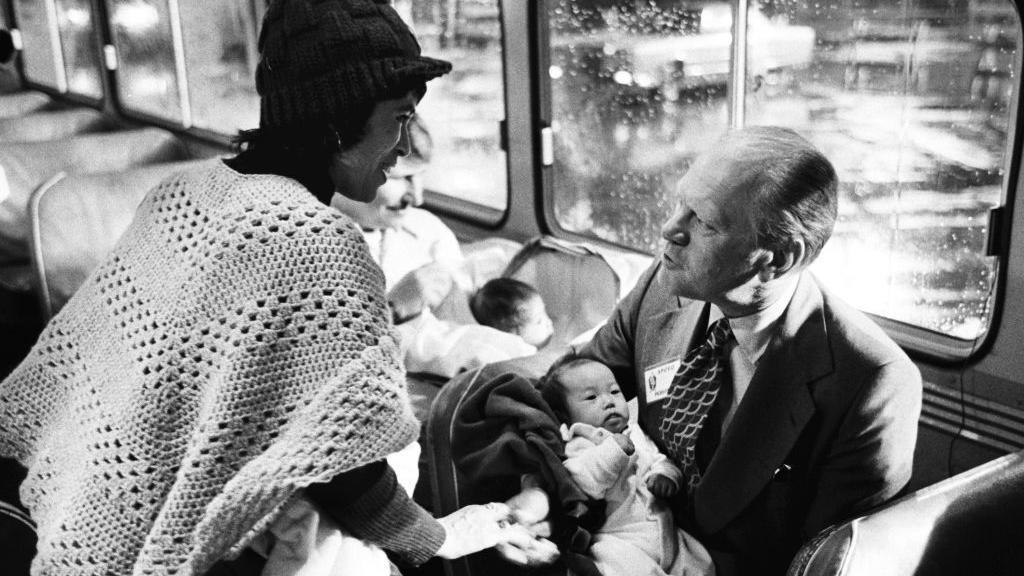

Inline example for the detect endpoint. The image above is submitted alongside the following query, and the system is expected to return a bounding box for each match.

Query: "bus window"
[545,0,1017,348]
[401,0,509,216]
[55,0,103,98]
[176,0,261,133]
[744,0,1016,342]
[13,0,65,90]
[546,0,733,253]
[109,0,182,122]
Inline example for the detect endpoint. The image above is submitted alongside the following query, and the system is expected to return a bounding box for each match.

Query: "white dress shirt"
[709,278,800,433]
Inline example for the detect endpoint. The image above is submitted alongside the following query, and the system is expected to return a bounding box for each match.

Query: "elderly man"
[501,126,922,576]
[331,116,468,325]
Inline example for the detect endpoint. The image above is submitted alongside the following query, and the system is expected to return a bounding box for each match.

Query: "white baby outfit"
[563,408,715,576]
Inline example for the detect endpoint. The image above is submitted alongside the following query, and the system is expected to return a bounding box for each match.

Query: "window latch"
[103,45,119,72]
[540,126,553,167]
[986,206,1005,257]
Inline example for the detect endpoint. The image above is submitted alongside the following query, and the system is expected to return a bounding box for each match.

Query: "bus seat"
[503,236,639,346]
[0,128,193,265]
[0,92,53,119]
[462,236,525,287]
[433,236,524,324]
[787,449,1024,576]
[0,107,112,142]
[421,351,566,576]
[28,160,208,318]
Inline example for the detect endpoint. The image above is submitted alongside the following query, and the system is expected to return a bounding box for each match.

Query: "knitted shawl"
[0,160,419,575]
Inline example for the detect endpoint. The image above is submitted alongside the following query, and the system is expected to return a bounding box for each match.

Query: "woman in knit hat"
[0,1,549,574]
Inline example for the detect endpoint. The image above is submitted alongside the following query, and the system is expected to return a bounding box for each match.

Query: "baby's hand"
[611,433,635,455]
[646,473,679,498]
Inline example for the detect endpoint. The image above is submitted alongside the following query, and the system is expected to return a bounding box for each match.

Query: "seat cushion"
[0,128,192,264]
[0,92,53,119]
[29,160,209,317]
[0,108,111,142]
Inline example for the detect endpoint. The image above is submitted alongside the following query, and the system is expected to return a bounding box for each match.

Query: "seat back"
[787,449,1024,576]
[422,352,565,576]
[28,160,208,318]
[0,108,111,141]
[0,92,53,119]
[0,128,192,264]
[502,236,628,346]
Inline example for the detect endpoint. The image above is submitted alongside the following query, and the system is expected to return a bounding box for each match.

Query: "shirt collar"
[709,276,800,365]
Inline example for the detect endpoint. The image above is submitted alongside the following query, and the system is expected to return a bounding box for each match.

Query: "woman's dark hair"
[469,277,541,334]
[230,83,427,206]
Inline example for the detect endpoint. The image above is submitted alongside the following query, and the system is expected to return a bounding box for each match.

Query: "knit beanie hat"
[256,0,453,129]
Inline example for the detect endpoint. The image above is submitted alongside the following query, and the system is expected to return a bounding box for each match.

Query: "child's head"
[540,354,628,434]
[470,278,554,348]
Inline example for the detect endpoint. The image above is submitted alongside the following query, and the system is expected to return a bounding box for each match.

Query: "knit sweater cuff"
[333,466,446,565]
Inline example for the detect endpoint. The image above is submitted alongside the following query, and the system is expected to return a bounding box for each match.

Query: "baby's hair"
[469,277,542,334]
[538,351,598,424]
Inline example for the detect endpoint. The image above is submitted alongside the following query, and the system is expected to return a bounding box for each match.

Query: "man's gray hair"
[723,126,838,264]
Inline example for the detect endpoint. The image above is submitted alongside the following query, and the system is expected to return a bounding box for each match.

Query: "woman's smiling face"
[329,92,419,203]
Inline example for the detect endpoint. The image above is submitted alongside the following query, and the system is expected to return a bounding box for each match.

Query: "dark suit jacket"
[581,262,922,576]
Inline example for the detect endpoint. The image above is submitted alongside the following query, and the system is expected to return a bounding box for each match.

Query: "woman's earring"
[326,124,343,152]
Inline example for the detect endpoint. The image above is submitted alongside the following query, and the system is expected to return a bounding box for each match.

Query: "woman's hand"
[435,502,538,560]
[495,475,560,567]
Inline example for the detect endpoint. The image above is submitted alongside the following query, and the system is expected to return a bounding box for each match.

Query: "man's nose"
[661,215,688,245]
[407,175,424,207]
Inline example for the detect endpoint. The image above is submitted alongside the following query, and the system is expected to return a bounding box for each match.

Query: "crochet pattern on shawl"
[0,160,419,575]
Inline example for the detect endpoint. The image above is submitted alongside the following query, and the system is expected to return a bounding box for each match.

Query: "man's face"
[332,170,423,230]
[658,149,772,304]
[560,361,629,434]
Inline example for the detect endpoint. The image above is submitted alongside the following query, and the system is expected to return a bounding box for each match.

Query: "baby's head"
[540,354,628,434]
[470,278,554,348]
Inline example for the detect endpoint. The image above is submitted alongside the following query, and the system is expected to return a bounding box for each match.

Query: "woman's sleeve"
[305,461,446,566]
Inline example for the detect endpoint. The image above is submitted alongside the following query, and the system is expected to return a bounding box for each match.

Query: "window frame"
[10,0,105,106]
[536,0,1021,363]
[418,0,513,227]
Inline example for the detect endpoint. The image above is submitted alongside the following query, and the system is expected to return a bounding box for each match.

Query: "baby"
[469,277,554,349]
[400,277,553,377]
[539,355,715,576]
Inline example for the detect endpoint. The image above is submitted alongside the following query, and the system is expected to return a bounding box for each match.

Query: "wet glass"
[109,0,181,121]
[176,0,261,133]
[548,0,734,251]
[401,0,508,212]
[54,0,103,98]
[14,0,63,89]
[745,0,1016,339]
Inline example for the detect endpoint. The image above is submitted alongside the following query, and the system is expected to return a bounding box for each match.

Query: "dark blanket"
[452,371,604,576]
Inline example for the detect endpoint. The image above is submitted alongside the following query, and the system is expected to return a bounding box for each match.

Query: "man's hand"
[436,502,539,560]
[646,473,679,499]
[388,263,454,322]
[497,475,560,567]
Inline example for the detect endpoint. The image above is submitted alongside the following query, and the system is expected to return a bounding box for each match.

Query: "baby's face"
[561,361,629,433]
[517,295,554,348]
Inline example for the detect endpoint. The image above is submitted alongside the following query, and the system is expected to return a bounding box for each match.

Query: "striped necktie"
[658,317,734,493]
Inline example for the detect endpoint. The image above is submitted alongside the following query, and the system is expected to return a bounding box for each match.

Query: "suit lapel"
[694,274,834,534]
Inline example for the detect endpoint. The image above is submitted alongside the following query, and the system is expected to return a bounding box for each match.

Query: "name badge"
[643,358,681,403]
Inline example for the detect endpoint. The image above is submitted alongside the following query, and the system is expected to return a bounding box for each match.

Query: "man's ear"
[757,238,806,281]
